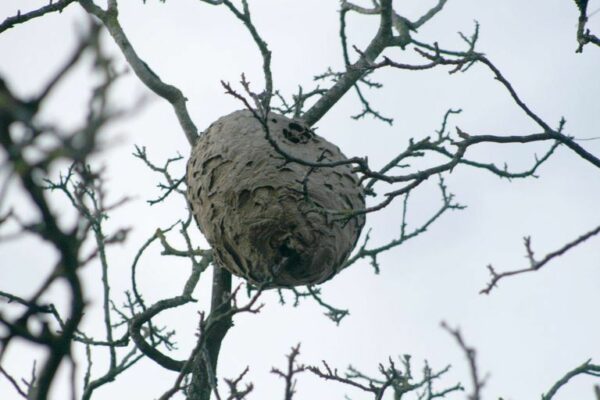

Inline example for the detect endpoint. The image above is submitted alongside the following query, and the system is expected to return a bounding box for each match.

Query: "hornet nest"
[186,110,365,287]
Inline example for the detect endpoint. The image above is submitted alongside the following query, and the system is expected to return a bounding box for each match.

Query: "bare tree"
[1,1,599,399]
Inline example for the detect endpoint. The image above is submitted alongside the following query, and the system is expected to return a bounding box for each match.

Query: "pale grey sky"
[1,1,599,399]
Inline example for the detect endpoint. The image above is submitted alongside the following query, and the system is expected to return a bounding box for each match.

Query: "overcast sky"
[1,1,600,399]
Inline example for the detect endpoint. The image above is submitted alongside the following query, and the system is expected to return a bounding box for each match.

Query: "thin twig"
[481,223,600,294]
[0,0,77,34]
[542,359,600,399]
[441,323,484,400]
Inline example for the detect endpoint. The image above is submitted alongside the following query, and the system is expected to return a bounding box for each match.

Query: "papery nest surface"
[186,110,365,287]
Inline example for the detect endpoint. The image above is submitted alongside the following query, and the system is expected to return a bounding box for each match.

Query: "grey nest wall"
[186,110,365,287]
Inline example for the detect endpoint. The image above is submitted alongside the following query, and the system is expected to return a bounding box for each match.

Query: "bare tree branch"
[223,367,253,400]
[0,0,77,34]
[542,359,600,399]
[302,0,450,126]
[128,253,209,372]
[345,177,464,272]
[301,0,395,126]
[309,352,462,399]
[79,0,199,145]
[574,1,600,52]
[0,365,28,399]
[271,344,306,400]
[278,286,350,325]
[481,223,600,294]
[441,322,484,400]
[0,22,120,400]
[203,0,273,108]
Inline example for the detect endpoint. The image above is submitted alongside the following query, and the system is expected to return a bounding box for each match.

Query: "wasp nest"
[186,110,365,287]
